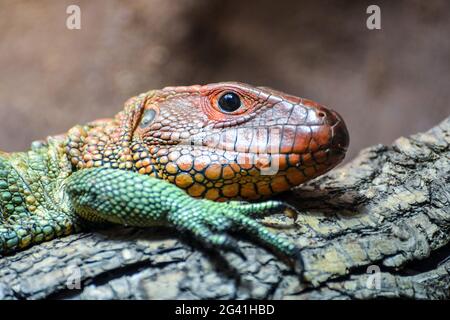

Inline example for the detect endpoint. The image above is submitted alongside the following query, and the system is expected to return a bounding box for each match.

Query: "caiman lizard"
[0,82,349,268]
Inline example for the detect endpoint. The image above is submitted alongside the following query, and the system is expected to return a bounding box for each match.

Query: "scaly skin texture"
[0,82,349,264]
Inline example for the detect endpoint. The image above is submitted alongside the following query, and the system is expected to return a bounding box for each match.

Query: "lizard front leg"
[66,168,303,269]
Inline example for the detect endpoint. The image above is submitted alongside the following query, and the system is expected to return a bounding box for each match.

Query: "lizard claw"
[282,203,300,222]
[220,236,247,260]
[292,248,305,276]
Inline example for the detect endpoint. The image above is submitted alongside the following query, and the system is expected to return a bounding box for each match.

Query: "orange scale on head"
[175,173,194,189]
[286,167,306,185]
[222,166,235,179]
[159,156,169,164]
[204,163,222,180]
[214,181,224,188]
[248,168,260,177]
[222,183,240,198]
[131,144,140,152]
[176,154,194,171]
[236,153,253,170]
[193,155,210,172]
[313,150,328,164]
[240,183,258,199]
[230,163,241,173]
[302,153,315,166]
[309,138,319,153]
[149,123,162,131]
[292,127,311,154]
[139,151,149,158]
[194,173,205,182]
[188,183,206,197]
[141,158,151,167]
[256,181,273,197]
[311,126,332,148]
[157,148,169,157]
[205,188,220,200]
[288,154,301,166]
[270,175,290,193]
[303,166,316,178]
[160,132,172,140]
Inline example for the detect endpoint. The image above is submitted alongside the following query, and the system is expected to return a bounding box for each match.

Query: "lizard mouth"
[194,102,348,156]
[197,113,348,159]
[183,108,349,187]
[173,120,348,188]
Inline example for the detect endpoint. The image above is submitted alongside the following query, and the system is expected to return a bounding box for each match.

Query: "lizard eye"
[139,109,157,128]
[218,92,241,113]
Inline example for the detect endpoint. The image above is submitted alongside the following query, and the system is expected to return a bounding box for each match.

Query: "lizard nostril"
[317,111,326,118]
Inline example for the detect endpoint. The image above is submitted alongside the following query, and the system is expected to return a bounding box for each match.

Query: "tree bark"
[0,117,449,300]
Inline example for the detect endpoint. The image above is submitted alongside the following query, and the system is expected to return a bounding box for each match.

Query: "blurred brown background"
[0,0,449,162]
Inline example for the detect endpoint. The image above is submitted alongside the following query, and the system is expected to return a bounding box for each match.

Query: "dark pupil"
[218,92,241,112]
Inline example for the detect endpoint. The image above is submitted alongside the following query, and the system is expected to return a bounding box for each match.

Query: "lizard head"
[66,82,349,201]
